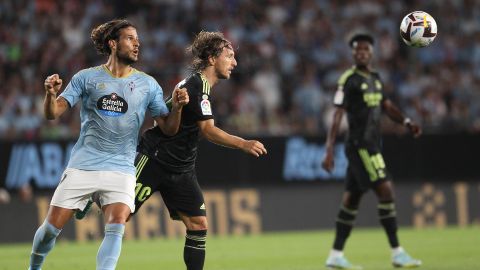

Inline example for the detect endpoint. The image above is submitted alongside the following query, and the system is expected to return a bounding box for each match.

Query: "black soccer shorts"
[133,153,206,220]
[344,144,390,193]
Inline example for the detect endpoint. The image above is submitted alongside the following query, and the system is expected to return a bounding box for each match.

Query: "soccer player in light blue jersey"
[28,19,189,270]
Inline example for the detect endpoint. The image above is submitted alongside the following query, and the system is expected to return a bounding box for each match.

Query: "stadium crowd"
[1,0,480,139]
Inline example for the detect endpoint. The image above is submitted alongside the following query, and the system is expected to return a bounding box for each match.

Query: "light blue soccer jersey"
[60,65,169,175]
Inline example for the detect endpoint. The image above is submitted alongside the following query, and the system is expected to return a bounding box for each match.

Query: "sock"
[96,223,125,270]
[184,230,207,270]
[392,246,404,256]
[29,221,62,270]
[329,249,344,258]
[333,205,358,251]
[378,201,399,248]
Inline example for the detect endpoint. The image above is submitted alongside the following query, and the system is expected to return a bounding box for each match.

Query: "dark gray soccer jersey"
[139,73,214,173]
[333,67,385,148]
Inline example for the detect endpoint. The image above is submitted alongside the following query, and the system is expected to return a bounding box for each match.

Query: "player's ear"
[108,39,116,52]
[208,55,216,66]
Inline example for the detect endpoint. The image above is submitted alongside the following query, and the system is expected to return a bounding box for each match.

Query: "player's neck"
[355,64,371,74]
[200,68,219,87]
[104,57,133,78]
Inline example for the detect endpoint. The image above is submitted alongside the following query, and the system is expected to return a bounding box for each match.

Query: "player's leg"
[96,171,136,270]
[326,190,364,270]
[179,213,208,270]
[30,168,92,270]
[159,170,206,270]
[326,145,370,269]
[29,206,73,270]
[374,180,421,268]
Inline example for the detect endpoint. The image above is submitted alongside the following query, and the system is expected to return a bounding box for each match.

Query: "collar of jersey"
[353,67,372,79]
[102,64,137,78]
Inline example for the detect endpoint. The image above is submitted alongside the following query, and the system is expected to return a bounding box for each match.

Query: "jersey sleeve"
[187,76,214,121]
[59,71,86,107]
[148,79,169,118]
[334,70,355,107]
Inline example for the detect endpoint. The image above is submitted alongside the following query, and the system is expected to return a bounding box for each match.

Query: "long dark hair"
[91,19,135,55]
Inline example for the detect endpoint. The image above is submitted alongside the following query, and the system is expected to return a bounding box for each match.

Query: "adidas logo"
[200,203,206,210]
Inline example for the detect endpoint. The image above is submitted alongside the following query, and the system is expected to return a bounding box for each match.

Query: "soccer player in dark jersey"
[135,31,266,270]
[321,34,422,269]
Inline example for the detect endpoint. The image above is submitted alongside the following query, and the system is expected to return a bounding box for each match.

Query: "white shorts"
[50,168,136,213]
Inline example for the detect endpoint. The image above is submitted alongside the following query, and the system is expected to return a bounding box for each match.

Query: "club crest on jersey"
[200,95,212,115]
[97,83,106,90]
[128,81,135,92]
[97,92,128,117]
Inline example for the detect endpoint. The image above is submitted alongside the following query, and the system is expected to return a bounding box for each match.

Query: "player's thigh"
[160,171,206,220]
[50,168,99,211]
[98,171,136,213]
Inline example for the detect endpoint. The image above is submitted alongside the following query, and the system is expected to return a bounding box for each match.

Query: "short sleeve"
[59,72,85,107]
[188,77,214,121]
[148,79,169,118]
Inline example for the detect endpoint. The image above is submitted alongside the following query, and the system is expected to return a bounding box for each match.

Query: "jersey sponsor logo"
[201,99,212,115]
[97,92,128,117]
[363,92,383,107]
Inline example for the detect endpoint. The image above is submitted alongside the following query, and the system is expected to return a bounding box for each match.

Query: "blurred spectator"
[1,0,480,139]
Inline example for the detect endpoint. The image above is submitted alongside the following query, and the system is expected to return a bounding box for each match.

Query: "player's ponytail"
[91,19,135,55]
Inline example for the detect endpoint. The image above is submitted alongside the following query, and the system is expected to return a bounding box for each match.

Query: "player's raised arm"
[197,119,267,157]
[154,87,189,136]
[43,74,69,120]
[382,99,422,138]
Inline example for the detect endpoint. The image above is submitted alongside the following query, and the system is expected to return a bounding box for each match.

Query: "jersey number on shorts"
[135,183,152,202]
[358,149,386,181]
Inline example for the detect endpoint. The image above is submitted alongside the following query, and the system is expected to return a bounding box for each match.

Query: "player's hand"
[171,87,189,111]
[321,151,335,173]
[407,122,422,138]
[241,140,267,157]
[44,74,63,95]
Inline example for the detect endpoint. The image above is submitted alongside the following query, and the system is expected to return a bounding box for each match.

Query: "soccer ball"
[400,11,437,47]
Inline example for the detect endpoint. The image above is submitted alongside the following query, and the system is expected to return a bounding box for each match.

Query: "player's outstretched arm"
[155,87,189,136]
[198,119,267,157]
[44,74,69,120]
[382,99,422,138]
[322,107,345,173]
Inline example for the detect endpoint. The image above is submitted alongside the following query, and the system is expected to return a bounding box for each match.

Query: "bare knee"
[47,206,75,229]
[183,216,208,231]
[374,181,395,202]
[103,203,131,224]
[342,191,363,209]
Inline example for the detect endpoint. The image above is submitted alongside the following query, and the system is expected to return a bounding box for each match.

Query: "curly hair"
[186,31,232,72]
[91,19,135,55]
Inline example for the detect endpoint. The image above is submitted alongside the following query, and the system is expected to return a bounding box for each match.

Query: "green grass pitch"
[1,227,478,270]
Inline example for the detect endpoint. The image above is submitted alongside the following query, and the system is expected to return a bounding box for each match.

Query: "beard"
[216,69,229,80]
[116,49,137,65]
